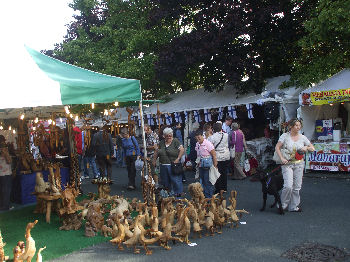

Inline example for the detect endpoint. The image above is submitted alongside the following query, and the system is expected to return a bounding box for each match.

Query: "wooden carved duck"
[123,215,142,254]
[18,220,38,262]
[110,215,126,250]
[36,246,46,262]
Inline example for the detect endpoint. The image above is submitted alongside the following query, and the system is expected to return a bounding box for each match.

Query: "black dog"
[256,167,284,215]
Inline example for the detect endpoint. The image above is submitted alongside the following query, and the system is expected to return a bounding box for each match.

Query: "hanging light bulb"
[33,127,36,131]
[34,117,39,123]
[48,119,52,125]
[114,101,119,107]
[20,113,25,120]
[75,115,79,121]
[53,121,56,125]
[91,103,95,109]
[0,126,3,130]
[64,106,70,114]
[69,113,73,118]
[13,129,16,134]
[8,126,12,130]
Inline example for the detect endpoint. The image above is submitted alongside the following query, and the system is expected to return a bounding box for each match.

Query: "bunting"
[246,104,254,119]
[174,112,181,123]
[137,112,142,126]
[204,109,211,122]
[218,107,224,120]
[184,111,189,122]
[165,113,173,125]
[227,106,237,119]
[193,110,201,122]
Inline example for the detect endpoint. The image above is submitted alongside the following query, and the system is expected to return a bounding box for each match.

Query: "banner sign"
[300,88,350,106]
[305,142,350,172]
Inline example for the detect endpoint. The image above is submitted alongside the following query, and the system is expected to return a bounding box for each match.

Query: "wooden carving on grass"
[17,220,38,262]
[0,230,9,261]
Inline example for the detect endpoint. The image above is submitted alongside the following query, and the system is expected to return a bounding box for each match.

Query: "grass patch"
[0,198,110,261]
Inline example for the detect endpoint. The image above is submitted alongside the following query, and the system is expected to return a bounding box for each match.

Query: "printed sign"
[301,88,350,106]
[305,142,350,172]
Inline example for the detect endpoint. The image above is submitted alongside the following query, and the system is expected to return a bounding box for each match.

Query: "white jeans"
[281,162,304,211]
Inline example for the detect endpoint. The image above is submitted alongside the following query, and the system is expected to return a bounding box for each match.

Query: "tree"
[150,0,317,93]
[46,0,176,99]
[287,0,350,88]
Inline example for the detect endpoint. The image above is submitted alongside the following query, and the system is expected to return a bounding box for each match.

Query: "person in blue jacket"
[120,128,140,190]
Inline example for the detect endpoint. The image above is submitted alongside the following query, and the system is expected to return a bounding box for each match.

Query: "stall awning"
[0,46,141,109]
[299,69,350,106]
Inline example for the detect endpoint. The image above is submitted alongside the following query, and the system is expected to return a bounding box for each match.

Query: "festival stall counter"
[299,69,350,173]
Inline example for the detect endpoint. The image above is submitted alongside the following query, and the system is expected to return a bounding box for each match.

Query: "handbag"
[171,162,183,175]
[273,147,291,164]
[230,131,236,159]
[200,157,213,169]
[163,141,183,175]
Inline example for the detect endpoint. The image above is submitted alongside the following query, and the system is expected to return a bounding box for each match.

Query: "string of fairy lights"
[0,102,121,134]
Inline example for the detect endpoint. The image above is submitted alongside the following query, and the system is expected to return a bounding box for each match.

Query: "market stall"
[0,45,150,206]
[299,69,350,172]
[137,75,301,169]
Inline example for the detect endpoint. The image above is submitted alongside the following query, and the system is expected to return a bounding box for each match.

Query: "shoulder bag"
[230,131,236,159]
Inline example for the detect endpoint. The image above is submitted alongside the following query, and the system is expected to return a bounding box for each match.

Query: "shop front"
[300,69,350,173]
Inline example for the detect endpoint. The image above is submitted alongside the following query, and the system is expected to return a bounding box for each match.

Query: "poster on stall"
[300,88,350,106]
[306,142,350,172]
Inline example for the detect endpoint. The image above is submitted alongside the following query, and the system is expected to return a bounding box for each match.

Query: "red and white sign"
[310,165,339,172]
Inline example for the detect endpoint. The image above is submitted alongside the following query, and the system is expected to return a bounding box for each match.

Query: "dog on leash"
[254,166,284,215]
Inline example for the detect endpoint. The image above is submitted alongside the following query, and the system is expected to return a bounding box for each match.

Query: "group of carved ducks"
[105,183,249,255]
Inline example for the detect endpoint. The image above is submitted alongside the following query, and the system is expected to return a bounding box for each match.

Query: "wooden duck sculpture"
[175,207,191,244]
[123,215,142,254]
[110,215,126,251]
[36,246,46,262]
[18,220,38,262]
[137,216,160,255]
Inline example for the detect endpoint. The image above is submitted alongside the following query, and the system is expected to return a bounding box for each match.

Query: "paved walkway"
[49,165,350,262]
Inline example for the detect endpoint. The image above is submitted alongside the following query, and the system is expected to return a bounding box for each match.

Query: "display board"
[305,142,350,172]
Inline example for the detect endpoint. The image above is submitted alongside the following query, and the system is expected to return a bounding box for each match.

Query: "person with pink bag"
[230,122,248,180]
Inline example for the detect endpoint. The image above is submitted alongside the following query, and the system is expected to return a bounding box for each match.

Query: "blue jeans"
[160,165,183,195]
[199,167,214,198]
[84,156,100,178]
[116,147,126,167]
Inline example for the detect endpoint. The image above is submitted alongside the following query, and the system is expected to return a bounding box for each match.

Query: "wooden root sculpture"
[13,241,25,262]
[110,215,126,250]
[188,183,205,204]
[84,202,104,237]
[141,161,155,206]
[36,246,46,262]
[123,215,142,254]
[0,231,9,261]
[34,172,49,194]
[18,220,38,262]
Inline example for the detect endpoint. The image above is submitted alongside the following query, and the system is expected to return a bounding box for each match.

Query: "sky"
[0,0,77,109]
[1,0,76,51]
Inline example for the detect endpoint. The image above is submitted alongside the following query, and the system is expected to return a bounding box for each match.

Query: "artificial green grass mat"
[0,201,110,261]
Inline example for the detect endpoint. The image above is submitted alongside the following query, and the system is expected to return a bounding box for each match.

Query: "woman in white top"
[208,122,230,193]
[275,119,315,212]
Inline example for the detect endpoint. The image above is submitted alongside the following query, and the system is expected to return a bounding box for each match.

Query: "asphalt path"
[49,165,350,262]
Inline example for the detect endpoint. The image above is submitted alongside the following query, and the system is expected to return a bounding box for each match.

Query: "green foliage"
[288,0,350,88]
[48,0,176,99]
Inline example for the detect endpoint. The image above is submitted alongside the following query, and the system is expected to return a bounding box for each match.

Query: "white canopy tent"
[144,75,301,121]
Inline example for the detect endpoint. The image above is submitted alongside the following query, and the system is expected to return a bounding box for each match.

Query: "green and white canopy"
[0,46,141,109]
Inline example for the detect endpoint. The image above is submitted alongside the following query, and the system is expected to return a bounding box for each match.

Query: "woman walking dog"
[275,119,315,212]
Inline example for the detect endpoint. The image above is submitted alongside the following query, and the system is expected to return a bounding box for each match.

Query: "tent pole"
[139,97,149,178]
